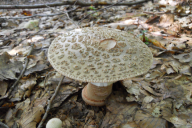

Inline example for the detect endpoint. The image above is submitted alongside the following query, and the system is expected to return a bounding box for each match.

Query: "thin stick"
[37,76,65,128]
[148,44,183,54]
[0,0,154,9]
[65,11,80,29]
[0,7,78,20]
[0,44,34,100]
[68,0,78,9]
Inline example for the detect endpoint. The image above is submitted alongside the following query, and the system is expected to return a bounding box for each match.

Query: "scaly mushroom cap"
[48,27,153,83]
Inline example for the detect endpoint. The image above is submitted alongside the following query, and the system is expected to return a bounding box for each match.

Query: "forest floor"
[0,0,192,128]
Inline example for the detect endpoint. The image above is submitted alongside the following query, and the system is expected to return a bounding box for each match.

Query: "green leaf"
[145,36,149,42]
[89,6,96,10]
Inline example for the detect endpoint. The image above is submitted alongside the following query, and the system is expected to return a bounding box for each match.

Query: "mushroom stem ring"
[82,82,113,106]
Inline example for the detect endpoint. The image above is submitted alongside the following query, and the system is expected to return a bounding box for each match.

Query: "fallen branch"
[37,76,65,128]
[0,7,78,20]
[0,0,153,9]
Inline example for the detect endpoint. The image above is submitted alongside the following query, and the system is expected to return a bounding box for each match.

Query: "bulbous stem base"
[82,82,113,106]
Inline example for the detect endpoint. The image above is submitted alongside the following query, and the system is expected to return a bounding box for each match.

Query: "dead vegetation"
[0,0,192,128]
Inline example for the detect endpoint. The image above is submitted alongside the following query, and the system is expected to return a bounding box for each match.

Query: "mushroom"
[46,118,62,128]
[48,27,153,106]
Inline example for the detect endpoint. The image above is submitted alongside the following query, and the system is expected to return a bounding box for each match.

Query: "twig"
[40,71,56,98]
[0,0,153,9]
[0,122,9,128]
[37,76,65,128]
[148,44,183,54]
[0,7,78,20]
[143,11,168,15]
[68,0,78,9]
[43,72,56,89]
[65,11,80,29]
[0,44,34,100]
[143,11,191,16]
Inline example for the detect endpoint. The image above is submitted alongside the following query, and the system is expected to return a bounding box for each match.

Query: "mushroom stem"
[82,82,113,106]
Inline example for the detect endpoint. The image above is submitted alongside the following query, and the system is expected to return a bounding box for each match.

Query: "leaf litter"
[1,0,192,127]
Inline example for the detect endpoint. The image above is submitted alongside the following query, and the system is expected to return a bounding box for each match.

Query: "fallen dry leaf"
[24,51,49,75]
[0,52,22,80]
[134,110,168,128]
[0,81,8,96]
[18,105,44,128]
[1,102,15,108]
[173,52,192,63]
[8,45,32,56]
[10,77,37,101]
[21,10,32,16]
[159,14,174,28]
[101,91,139,127]
[151,58,163,69]
[145,15,160,24]
[1,1,192,127]
[5,98,45,128]
[148,38,166,49]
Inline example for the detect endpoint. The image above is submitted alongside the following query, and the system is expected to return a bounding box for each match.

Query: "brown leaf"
[148,38,166,49]
[0,81,8,96]
[139,81,163,97]
[24,51,49,75]
[27,55,36,59]
[145,15,160,24]
[173,52,192,63]
[151,58,163,69]
[164,78,189,102]
[164,29,180,37]
[116,25,124,30]
[0,52,22,80]
[51,84,80,108]
[21,11,32,16]
[101,91,139,127]
[2,102,15,108]
[134,110,168,128]
[18,105,44,128]
[5,109,15,127]
[159,14,174,27]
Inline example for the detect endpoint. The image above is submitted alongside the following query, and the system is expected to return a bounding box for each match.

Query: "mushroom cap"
[48,27,153,83]
[46,118,62,128]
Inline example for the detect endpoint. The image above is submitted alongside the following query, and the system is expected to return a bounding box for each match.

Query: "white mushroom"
[46,118,62,128]
[48,27,153,106]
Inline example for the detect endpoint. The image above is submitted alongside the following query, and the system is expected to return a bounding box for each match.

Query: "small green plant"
[139,30,150,45]
[88,6,99,17]
[89,5,96,11]
[143,36,149,45]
